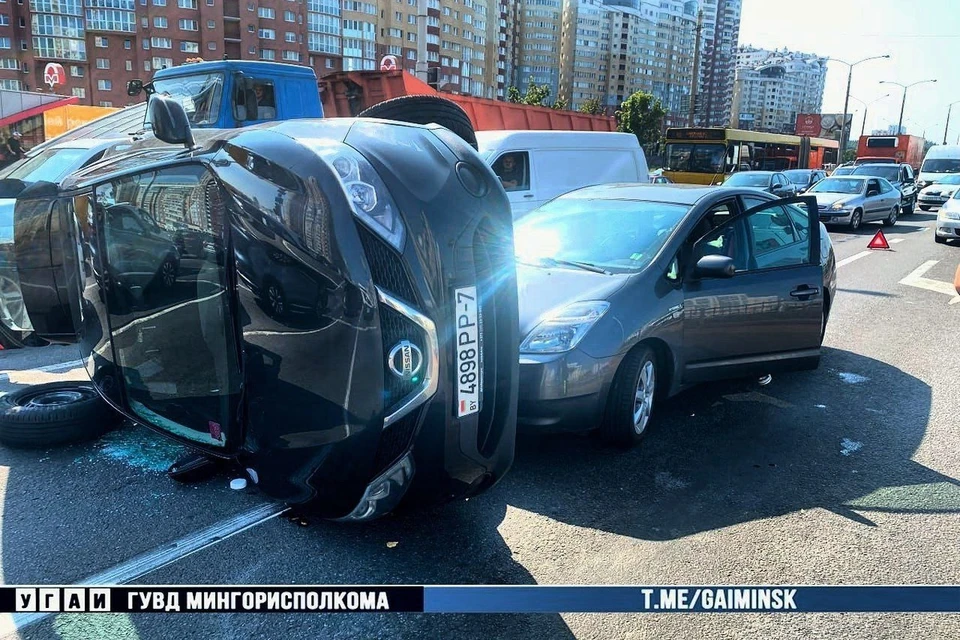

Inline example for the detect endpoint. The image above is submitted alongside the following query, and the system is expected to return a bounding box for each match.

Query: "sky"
[738,0,960,143]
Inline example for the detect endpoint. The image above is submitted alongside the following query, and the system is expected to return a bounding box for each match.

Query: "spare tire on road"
[0,381,120,448]
[358,95,478,149]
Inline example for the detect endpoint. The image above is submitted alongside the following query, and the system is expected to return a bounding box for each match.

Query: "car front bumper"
[518,349,621,432]
[818,208,855,224]
[935,216,960,238]
[919,195,951,207]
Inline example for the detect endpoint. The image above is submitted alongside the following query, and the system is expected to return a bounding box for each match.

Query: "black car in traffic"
[720,171,799,197]
[514,184,836,444]
[11,98,520,520]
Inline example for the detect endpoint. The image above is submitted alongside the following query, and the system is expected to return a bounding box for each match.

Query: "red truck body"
[319,70,618,132]
[856,134,925,170]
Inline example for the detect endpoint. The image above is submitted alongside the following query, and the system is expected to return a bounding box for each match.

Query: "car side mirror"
[147,95,195,148]
[694,255,736,279]
[127,79,143,97]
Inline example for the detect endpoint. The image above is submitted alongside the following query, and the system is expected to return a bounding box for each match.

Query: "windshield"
[932,174,960,185]
[809,178,865,195]
[783,170,813,185]
[832,166,855,175]
[0,147,91,183]
[515,197,689,274]
[665,143,726,173]
[151,73,224,126]
[724,172,770,187]
[922,159,960,173]
[852,166,899,181]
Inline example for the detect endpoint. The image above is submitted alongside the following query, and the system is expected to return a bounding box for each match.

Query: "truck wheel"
[0,382,121,448]
[358,96,478,149]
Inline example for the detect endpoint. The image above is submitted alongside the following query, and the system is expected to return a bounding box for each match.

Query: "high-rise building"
[0,0,506,109]
[730,46,828,133]
[697,0,740,126]
[507,0,563,101]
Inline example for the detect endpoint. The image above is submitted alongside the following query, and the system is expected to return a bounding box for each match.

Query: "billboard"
[795,113,853,138]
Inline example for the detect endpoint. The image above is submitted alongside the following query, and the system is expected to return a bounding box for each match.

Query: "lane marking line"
[9,502,288,633]
[0,359,85,382]
[899,260,960,300]
[889,238,904,244]
[836,251,873,268]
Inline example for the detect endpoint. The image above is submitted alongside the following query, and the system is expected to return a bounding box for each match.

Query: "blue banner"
[423,586,960,613]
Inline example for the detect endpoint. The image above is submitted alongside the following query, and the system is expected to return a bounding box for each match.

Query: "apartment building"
[697,0,740,126]
[730,46,827,134]
[508,0,563,100]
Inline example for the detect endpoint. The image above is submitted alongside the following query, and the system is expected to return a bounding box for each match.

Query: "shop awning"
[0,90,78,129]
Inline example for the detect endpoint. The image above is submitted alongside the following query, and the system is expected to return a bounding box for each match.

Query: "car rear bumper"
[517,350,620,432]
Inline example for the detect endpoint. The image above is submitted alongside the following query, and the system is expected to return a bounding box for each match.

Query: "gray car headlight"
[521,301,610,354]
[303,140,405,251]
[830,201,849,211]
[941,208,960,220]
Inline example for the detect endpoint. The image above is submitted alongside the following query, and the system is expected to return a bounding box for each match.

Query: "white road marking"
[0,359,85,382]
[10,502,288,633]
[899,260,959,300]
[837,251,873,268]
[889,238,904,244]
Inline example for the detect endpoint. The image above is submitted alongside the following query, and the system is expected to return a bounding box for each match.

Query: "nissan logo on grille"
[387,340,423,382]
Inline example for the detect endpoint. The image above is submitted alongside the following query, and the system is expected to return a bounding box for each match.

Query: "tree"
[506,77,552,107]
[616,91,666,150]
[579,97,604,115]
[552,97,568,111]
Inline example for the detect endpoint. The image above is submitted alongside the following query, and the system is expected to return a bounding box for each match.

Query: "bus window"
[665,143,725,173]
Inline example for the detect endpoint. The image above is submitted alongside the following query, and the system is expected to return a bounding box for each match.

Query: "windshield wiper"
[521,256,611,275]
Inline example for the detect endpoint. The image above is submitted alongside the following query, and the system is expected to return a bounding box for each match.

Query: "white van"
[475,131,649,217]
[918,145,960,188]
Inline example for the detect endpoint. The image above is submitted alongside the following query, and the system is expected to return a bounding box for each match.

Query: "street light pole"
[880,79,937,135]
[945,100,960,145]
[848,93,891,139]
[831,55,889,164]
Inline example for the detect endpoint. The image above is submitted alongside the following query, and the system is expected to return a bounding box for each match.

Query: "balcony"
[224,0,240,20]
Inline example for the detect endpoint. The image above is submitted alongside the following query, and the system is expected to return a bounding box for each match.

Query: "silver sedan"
[808,176,902,230]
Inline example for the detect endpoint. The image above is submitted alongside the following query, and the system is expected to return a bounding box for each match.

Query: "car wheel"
[357,96,478,149]
[919,205,931,211]
[266,281,286,317]
[0,382,121,448]
[600,346,657,447]
[883,205,899,227]
[159,257,178,288]
[820,297,831,345]
[848,209,863,231]
[903,197,914,215]
[935,235,947,244]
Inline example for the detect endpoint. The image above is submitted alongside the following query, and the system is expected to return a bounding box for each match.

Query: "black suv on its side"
[851,163,918,214]
[11,97,520,521]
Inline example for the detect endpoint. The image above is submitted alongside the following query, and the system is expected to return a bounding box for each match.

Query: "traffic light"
[427,67,440,90]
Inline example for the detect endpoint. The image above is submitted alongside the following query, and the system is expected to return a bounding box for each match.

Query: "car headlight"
[941,208,960,220]
[302,140,405,251]
[830,201,848,211]
[521,301,609,354]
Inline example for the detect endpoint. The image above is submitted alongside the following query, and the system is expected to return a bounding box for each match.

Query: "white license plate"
[454,286,482,418]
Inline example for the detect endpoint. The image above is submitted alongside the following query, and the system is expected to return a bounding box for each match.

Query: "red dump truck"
[319,70,618,132]
[856,134,925,171]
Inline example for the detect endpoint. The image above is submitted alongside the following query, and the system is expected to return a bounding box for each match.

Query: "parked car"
[476,130,649,217]
[850,163,917,214]
[831,165,856,176]
[807,176,901,230]
[720,171,798,197]
[10,96,519,520]
[918,174,960,211]
[514,184,835,445]
[935,190,960,244]
[917,144,960,189]
[783,169,827,193]
[650,174,674,184]
[0,138,132,347]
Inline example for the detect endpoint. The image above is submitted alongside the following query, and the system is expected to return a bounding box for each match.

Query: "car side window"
[492,152,530,192]
[906,165,914,180]
[745,204,809,270]
[880,179,894,194]
[867,179,880,195]
[689,200,736,243]
[694,217,749,272]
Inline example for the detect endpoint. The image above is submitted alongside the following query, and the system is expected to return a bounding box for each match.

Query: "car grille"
[471,218,515,457]
[378,304,424,407]
[370,408,422,476]
[356,223,418,305]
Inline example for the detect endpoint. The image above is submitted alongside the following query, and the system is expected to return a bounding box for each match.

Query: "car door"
[681,195,823,383]
[863,178,885,220]
[878,178,899,212]
[490,150,536,216]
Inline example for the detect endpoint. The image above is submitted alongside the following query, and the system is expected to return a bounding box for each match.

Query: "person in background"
[6,132,24,162]
[496,154,524,191]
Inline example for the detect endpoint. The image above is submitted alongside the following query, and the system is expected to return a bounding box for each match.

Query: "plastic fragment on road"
[839,372,870,384]
[840,438,863,456]
[230,478,247,490]
[758,374,772,386]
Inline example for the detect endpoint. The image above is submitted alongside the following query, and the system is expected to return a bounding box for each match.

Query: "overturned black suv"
[11,97,519,520]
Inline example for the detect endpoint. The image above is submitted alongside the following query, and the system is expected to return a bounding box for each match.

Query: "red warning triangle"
[867,229,890,250]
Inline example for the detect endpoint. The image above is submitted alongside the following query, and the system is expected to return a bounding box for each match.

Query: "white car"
[935,190,960,245]
[918,174,960,211]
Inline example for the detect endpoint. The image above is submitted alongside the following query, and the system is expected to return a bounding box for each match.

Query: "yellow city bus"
[662,128,840,185]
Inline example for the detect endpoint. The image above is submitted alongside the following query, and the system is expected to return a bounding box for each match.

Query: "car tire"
[919,205,931,211]
[599,345,657,448]
[0,382,121,448]
[848,209,863,231]
[265,280,286,318]
[935,235,947,244]
[358,96,478,149]
[158,256,178,288]
[883,205,899,227]
[903,197,914,215]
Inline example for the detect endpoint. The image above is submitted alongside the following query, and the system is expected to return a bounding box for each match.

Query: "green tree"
[507,85,523,104]
[578,97,604,115]
[506,77,552,107]
[616,91,666,150]
[552,97,568,111]
[842,149,857,163]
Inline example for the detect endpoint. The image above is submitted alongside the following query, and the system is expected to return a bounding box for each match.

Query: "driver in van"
[253,83,275,119]
[496,153,524,191]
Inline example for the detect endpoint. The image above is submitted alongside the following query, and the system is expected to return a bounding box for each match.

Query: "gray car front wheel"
[600,346,657,447]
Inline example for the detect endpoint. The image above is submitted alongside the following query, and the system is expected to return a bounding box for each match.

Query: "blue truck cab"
[127,60,323,129]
